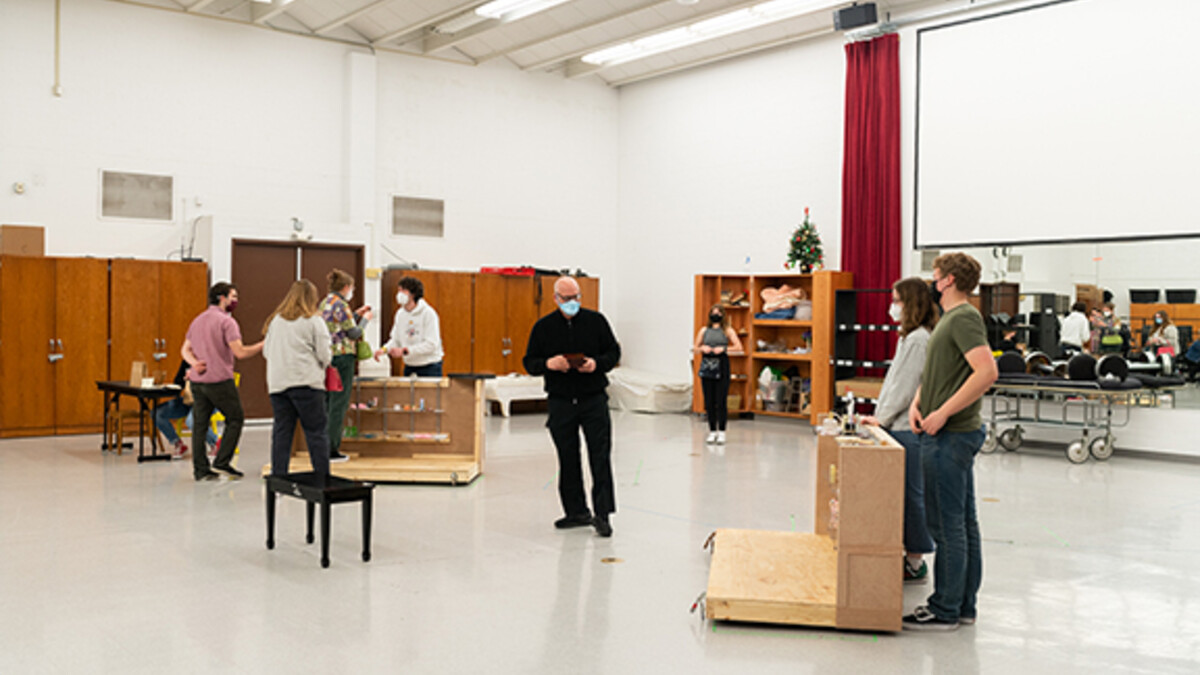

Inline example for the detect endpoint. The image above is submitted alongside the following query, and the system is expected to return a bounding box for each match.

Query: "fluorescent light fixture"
[250,0,293,4]
[476,0,572,22]
[583,0,842,67]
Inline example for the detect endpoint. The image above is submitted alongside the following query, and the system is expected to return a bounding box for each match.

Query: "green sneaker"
[904,558,928,584]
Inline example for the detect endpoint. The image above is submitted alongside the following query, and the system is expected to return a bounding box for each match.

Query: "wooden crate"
[706,425,904,632]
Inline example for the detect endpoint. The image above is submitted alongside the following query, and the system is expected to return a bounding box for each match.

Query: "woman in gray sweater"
[861,277,939,583]
[263,279,333,477]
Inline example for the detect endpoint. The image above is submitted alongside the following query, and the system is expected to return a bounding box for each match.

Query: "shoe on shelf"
[902,606,959,631]
[195,471,219,482]
[554,514,593,529]
[330,451,350,463]
[716,431,726,445]
[705,432,718,444]
[593,515,613,538]
[213,464,244,479]
[171,441,189,459]
[904,558,928,584]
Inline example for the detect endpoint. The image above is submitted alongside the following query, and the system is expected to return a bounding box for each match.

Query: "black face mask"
[929,279,943,307]
[709,313,723,325]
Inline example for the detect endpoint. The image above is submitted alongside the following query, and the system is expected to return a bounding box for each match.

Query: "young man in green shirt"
[903,253,998,631]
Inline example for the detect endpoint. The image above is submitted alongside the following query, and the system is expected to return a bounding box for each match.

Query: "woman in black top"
[693,304,744,445]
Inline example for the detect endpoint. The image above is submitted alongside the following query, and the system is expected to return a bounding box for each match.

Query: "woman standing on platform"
[320,269,372,463]
[693,303,744,446]
[263,279,333,477]
[859,277,938,584]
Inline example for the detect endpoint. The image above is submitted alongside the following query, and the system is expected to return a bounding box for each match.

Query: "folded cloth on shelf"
[755,307,796,320]
[760,285,807,313]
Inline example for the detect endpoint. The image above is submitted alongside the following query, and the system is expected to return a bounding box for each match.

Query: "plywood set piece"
[706,426,904,632]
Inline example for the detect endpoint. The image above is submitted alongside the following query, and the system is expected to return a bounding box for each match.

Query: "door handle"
[57,339,63,351]
[48,353,63,363]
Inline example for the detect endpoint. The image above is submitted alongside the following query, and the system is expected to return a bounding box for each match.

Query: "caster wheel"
[306,533,314,544]
[999,428,1023,451]
[321,558,330,569]
[1089,435,1114,461]
[362,551,371,562]
[1066,440,1088,464]
[266,540,274,550]
[981,429,998,454]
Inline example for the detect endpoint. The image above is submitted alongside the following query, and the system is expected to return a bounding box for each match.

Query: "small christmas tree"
[786,207,824,273]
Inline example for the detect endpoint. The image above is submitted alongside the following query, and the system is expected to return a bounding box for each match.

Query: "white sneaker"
[716,431,726,445]
[705,432,718,444]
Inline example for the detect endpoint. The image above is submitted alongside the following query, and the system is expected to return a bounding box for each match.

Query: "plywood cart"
[272,375,486,485]
[705,425,904,631]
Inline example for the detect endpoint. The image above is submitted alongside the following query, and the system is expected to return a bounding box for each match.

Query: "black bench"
[265,472,375,569]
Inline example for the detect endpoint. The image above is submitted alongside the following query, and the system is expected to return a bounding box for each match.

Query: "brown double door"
[231,240,363,418]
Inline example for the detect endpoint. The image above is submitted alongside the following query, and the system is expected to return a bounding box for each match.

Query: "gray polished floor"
[2,412,1198,674]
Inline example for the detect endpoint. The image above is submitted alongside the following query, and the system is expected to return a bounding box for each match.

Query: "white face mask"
[888,302,903,323]
[344,289,354,302]
[397,291,410,307]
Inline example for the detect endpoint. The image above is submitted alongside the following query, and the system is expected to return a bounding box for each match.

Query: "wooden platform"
[706,530,837,627]
[264,454,480,485]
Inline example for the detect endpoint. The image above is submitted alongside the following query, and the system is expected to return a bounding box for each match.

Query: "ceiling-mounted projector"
[834,2,878,30]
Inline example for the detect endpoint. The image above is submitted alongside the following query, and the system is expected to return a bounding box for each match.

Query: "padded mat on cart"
[1133,374,1186,388]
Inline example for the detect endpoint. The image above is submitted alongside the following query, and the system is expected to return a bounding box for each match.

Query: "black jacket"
[523,308,621,399]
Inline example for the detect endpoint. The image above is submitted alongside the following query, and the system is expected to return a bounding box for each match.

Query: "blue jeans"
[920,425,986,621]
[154,397,218,447]
[891,429,935,555]
[404,361,443,377]
[271,387,330,478]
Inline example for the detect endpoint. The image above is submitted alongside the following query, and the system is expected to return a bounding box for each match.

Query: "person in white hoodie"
[375,276,445,376]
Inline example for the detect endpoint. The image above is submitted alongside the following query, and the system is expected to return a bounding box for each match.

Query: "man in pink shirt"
[182,282,264,481]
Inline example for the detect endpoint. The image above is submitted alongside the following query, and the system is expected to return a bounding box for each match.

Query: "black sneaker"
[593,515,613,538]
[554,514,593,529]
[904,558,928,584]
[902,606,959,631]
[213,464,244,479]
[195,471,220,482]
[330,451,350,463]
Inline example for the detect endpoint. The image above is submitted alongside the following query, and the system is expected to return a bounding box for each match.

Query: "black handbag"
[698,355,722,379]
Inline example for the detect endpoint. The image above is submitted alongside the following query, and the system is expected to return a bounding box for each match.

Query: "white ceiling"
[111,0,993,86]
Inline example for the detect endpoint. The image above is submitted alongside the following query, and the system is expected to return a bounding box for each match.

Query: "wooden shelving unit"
[705,425,904,631]
[694,271,852,424]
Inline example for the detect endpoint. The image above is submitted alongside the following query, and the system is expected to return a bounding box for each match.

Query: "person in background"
[1058,301,1090,357]
[859,277,939,585]
[320,269,372,463]
[903,252,998,631]
[523,277,622,538]
[153,359,219,459]
[375,276,444,376]
[693,303,744,445]
[1145,310,1180,356]
[183,282,263,481]
[264,279,333,478]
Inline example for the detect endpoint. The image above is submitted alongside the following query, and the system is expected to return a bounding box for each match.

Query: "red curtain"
[841,33,901,374]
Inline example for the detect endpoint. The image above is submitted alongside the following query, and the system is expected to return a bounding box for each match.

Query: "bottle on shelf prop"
[785,207,825,273]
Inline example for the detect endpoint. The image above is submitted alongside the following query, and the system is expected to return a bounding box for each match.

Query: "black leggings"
[701,374,730,432]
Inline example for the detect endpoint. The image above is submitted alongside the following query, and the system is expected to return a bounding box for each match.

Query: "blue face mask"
[559,299,581,317]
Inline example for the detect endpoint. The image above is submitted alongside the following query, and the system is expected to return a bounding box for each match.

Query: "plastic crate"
[1166,289,1196,304]
[1130,289,1160,304]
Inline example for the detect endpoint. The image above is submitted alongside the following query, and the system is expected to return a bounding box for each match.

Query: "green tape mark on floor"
[1042,525,1070,547]
[634,459,644,486]
[711,622,878,642]
[790,514,797,532]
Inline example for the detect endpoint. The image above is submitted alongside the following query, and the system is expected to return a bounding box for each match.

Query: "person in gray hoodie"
[860,277,939,584]
[263,279,333,478]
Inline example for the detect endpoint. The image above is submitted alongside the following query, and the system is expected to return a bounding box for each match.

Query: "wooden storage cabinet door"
[437,272,473,374]
[0,256,57,435]
[472,274,507,375]
[505,276,538,374]
[159,262,207,375]
[109,259,162,381]
[54,258,109,432]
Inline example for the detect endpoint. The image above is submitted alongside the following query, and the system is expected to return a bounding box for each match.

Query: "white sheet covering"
[484,374,546,417]
[606,367,692,413]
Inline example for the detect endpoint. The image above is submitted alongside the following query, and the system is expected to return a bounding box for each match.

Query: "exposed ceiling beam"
[422,18,501,54]
[186,0,217,12]
[315,0,392,35]
[253,0,296,24]
[370,0,489,46]
[476,0,667,63]
[520,0,767,72]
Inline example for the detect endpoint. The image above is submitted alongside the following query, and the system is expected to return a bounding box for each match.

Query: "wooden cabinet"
[473,274,538,375]
[0,256,109,437]
[109,260,208,383]
[693,271,851,424]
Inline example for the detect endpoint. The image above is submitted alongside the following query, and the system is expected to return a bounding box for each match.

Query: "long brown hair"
[1152,310,1173,335]
[894,277,938,337]
[262,279,320,335]
[707,303,730,330]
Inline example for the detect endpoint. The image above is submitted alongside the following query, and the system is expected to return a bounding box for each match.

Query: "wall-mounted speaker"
[834,3,878,31]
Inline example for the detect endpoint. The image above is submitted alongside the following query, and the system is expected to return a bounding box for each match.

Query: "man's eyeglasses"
[555,293,580,302]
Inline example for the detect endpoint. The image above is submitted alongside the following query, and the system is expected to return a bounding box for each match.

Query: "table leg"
[320,502,331,569]
[266,490,276,550]
[362,493,372,563]
[306,501,315,544]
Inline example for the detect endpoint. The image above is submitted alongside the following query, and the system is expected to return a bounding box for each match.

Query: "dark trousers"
[547,393,615,518]
[325,353,356,453]
[192,379,244,479]
[700,374,730,431]
[270,386,330,478]
[404,361,443,377]
[891,429,935,555]
[921,426,986,621]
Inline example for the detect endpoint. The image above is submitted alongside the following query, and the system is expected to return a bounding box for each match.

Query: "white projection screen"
[914,0,1200,248]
